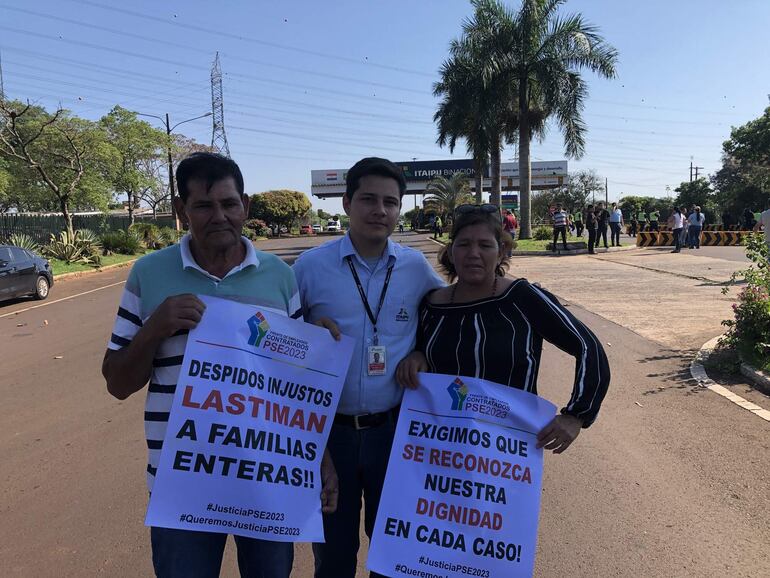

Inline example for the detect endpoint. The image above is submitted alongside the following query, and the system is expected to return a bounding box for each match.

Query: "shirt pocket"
[379,295,414,336]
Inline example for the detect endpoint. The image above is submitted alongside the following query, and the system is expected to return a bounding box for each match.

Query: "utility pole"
[690,161,693,182]
[0,49,5,101]
[137,111,212,231]
[694,165,704,180]
[605,177,609,205]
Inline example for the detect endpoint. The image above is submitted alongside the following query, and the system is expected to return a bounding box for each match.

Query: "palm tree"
[434,52,492,203]
[465,0,618,238]
[424,172,474,219]
[434,28,521,206]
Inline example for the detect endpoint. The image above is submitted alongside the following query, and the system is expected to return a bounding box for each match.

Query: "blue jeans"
[151,527,293,578]
[313,419,397,578]
[688,225,702,248]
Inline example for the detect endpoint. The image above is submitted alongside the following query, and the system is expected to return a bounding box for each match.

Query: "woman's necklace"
[450,275,498,304]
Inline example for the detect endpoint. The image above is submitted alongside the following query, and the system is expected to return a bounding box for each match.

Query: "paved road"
[1,233,768,577]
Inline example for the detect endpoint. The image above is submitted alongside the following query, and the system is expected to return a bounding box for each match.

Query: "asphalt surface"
[0,232,768,577]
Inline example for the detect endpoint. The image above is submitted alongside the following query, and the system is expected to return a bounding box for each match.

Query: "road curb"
[690,334,770,422]
[54,257,139,281]
[739,362,770,397]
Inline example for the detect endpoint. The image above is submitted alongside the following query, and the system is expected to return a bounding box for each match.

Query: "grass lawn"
[433,234,629,252]
[50,251,151,276]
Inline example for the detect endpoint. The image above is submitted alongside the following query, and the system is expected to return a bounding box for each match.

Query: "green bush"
[8,233,41,254]
[244,219,270,239]
[721,233,770,366]
[158,226,182,247]
[44,230,102,266]
[129,223,163,249]
[533,226,552,241]
[100,229,143,255]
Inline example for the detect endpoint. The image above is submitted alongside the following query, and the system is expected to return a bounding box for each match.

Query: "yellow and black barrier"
[636,231,658,247]
[657,231,674,246]
[699,231,746,246]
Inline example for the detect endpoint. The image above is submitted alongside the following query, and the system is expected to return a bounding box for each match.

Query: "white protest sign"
[368,373,556,578]
[146,295,353,542]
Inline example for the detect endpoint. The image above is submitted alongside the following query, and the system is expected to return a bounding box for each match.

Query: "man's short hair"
[176,152,244,203]
[345,157,406,200]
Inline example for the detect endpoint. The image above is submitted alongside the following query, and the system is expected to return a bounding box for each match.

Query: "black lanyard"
[345,256,394,345]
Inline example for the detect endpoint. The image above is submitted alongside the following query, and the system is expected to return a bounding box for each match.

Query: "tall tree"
[249,190,312,237]
[100,106,166,224]
[466,0,617,238]
[0,100,116,236]
[434,7,524,206]
[424,173,474,218]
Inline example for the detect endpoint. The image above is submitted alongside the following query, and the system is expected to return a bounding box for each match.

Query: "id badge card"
[367,346,386,376]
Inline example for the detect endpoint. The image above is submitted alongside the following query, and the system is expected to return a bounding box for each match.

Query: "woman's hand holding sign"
[396,351,428,390]
[536,414,583,454]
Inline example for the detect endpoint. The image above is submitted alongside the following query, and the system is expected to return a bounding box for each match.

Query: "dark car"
[0,245,54,302]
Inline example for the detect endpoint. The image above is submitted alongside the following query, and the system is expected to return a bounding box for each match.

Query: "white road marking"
[691,335,770,422]
[0,281,126,319]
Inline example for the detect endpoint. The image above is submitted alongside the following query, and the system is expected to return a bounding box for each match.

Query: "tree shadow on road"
[637,350,708,396]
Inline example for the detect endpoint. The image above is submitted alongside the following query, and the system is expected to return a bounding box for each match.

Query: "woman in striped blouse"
[396,204,610,452]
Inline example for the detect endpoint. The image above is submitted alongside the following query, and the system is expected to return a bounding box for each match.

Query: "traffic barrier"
[657,231,674,246]
[636,232,658,247]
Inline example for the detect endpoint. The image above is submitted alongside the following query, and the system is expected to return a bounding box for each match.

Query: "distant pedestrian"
[609,202,624,247]
[629,209,638,237]
[503,209,517,241]
[572,209,584,237]
[687,206,705,248]
[433,215,443,239]
[585,203,597,254]
[669,206,685,253]
[752,201,770,251]
[637,208,648,232]
[595,202,610,249]
[552,203,569,252]
[648,209,660,232]
[721,210,734,230]
[742,208,755,230]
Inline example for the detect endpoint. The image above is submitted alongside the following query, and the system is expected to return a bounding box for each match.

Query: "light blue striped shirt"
[293,234,445,415]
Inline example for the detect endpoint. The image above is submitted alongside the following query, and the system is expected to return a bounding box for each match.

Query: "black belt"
[334,406,400,430]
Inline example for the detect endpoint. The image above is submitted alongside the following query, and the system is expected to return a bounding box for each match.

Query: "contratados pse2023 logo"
[447,377,511,418]
[247,311,309,360]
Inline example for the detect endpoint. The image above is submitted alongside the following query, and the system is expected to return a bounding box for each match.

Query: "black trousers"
[597,223,609,247]
[552,226,568,250]
[575,221,584,237]
[587,226,597,253]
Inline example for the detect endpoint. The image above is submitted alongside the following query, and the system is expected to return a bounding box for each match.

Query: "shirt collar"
[339,232,398,266]
[180,234,260,281]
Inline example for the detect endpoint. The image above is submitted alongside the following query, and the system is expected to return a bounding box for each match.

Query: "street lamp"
[137,111,213,230]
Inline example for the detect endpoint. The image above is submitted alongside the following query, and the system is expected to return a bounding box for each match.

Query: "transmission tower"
[210,52,230,157]
[0,49,5,101]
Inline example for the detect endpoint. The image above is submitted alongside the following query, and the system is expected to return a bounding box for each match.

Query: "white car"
[326,220,341,232]
[312,224,322,233]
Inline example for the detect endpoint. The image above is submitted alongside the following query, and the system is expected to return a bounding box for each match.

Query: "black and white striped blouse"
[417,278,610,426]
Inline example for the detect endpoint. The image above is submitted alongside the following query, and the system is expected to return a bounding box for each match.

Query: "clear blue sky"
[2,0,769,214]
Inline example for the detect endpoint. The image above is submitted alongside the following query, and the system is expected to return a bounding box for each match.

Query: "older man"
[102,152,336,578]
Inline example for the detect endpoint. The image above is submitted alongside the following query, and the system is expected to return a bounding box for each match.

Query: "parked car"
[0,245,54,303]
[312,224,322,233]
[326,219,341,232]
[299,224,313,235]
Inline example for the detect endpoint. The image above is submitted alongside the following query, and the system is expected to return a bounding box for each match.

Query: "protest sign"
[368,373,556,578]
[146,295,353,542]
